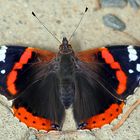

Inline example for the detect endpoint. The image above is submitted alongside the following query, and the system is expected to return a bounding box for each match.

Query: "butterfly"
[0,37,139,131]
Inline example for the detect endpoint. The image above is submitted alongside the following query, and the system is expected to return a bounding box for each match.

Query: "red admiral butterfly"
[0,37,140,131]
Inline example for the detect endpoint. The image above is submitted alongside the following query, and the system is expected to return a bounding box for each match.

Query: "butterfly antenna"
[32,12,61,44]
[68,7,88,42]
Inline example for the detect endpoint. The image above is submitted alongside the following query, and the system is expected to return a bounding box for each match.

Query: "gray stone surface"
[0,0,140,140]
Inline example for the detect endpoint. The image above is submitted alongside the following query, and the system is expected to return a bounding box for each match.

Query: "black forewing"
[0,45,55,99]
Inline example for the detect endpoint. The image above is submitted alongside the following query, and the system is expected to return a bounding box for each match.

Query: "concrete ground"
[0,0,140,140]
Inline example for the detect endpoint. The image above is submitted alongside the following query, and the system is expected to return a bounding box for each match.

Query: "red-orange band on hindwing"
[84,103,124,129]
[7,48,33,95]
[101,48,127,94]
[13,107,52,131]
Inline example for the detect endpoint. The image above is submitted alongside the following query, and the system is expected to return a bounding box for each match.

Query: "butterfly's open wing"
[0,45,64,131]
[74,45,140,129]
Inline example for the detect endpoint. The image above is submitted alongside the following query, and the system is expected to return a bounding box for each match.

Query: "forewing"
[0,45,55,99]
[76,45,140,97]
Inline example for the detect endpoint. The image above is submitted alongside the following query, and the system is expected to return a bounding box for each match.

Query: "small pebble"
[100,0,127,8]
[103,14,126,31]
[56,20,61,24]
[128,0,140,10]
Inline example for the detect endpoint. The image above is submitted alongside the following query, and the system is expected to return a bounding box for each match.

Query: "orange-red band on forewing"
[7,48,33,95]
[101,48,127,94]
[116,71,127,84]
[7,71,17,85]
[7,84,17,95]
[111,62,121,69]
[102,48,114,64]
[7,70,18,95]
[13,107,52,131]
[85,103,124,129]
[19,48,32,64]
[13,63,23,69]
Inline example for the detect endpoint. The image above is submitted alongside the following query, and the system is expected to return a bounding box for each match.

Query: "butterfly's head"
[59,37,73,54]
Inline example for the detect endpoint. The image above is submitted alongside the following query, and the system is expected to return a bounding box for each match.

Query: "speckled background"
[0,0,140,140]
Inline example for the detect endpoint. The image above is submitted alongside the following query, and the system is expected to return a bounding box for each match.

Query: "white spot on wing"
[128,45,133,49]
[129,54,138,61]
[128,47,137,54]
[136,64,140,72]
[1,69,6,74]
[128,69,134,73]
[127,45,138,62]
[0,45,8,62]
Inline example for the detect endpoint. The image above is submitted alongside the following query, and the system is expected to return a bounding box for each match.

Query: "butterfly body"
[57,37,76,109]
[0,39,140,131]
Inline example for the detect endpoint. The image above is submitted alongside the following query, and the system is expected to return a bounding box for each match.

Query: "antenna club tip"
[32,11,36,16]
[85,7,88,12]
